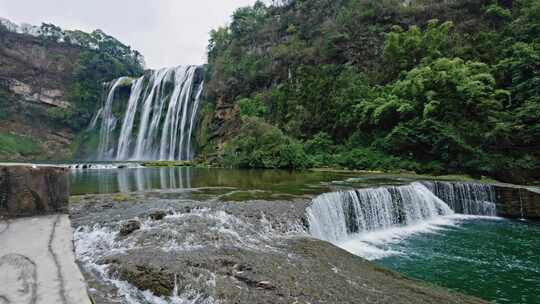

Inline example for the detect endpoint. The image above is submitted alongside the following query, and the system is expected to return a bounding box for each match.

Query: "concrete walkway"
[0,215,92,304]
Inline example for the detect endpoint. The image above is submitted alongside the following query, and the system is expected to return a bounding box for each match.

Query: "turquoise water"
[69,167,540,303]
[377,218,540,304]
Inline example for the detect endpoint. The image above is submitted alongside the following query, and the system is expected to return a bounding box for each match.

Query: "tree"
[497,42,540,107]
[378,58,504,171]
[384,19,455,77]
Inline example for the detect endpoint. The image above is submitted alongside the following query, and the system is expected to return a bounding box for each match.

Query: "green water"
[69,166,432,197]
[69,166,540,303]
[70,167,360,197]
[69,166,465,196]
[377,219,540,304]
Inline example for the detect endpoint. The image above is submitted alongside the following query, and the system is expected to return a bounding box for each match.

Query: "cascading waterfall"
[306,181,498,244]
[91,65,204,161]
[97,77,128,158]
[422,181,497,216]
[116,77,145,160]
[306,182,454,243]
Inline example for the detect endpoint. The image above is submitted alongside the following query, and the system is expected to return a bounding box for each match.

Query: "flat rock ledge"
[71,194,489,304]
[0,165,91,304]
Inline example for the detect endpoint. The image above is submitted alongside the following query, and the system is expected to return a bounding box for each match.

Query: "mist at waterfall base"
[90,65,204,161]
[306,182,540,304]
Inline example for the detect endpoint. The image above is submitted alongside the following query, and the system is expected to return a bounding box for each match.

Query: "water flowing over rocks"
[71,187,488,304]
[305,182,499,244]
[422,181,497,216]
[119,219,141,236]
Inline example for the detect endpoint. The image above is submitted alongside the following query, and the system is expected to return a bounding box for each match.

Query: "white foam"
[74,224,217,303]
[73,208,302,303]
[336,214,502,260]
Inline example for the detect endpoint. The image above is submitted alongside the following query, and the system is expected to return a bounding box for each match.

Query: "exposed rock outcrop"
[0,165,69,218]
[0,28,81,161]
[71,194,488,304]
[495,185,540,219]
[119,219,141,236]
[7,78,71,108]
[0,20,143,161]
[0,29,80,107]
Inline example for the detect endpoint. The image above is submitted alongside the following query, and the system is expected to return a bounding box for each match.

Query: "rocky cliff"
[0,29,79,160]
[0,19,143,161]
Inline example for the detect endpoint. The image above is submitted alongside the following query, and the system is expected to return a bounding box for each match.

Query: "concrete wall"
[0,165,69,218]
[495,186,540,219]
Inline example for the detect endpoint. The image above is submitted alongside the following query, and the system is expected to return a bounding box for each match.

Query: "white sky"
[0,0,257,68]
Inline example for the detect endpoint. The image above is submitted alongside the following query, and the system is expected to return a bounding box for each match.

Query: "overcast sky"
[0,0,257,68]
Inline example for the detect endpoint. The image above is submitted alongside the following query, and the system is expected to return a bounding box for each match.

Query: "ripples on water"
[70,166,540,304]
[375,219,540,304]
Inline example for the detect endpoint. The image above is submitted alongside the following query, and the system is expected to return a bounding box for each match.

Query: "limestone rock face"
[0,165,69,218]
[8,79,71,108]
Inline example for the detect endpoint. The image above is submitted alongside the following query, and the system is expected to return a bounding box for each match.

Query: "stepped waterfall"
[306,182,497,244]
[422,181,497,215]
[91,65,204,161]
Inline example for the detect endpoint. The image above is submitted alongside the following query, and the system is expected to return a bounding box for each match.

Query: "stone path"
[0,215,91,304]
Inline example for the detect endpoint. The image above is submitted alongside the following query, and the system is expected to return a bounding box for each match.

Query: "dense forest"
[202,0,540,183]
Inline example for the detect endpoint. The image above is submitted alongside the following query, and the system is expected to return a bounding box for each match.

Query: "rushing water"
[91,66,204,161]
[303,180,540,304]
[305,182,496,245]
[423,181,497,216]
[377,219,540,304]
[67,167,540,304]
[306,183,454,243]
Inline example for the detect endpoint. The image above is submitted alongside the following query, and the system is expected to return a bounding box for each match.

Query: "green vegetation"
[0,132,42,158]
[62,49,142,131]
[36,24,145,132]
[223,117,310,169]
[206,0,540,182]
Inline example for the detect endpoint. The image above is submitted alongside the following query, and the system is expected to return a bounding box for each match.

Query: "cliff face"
[0,21,143,161]
[0,30,80,107]
[0,29,81,160]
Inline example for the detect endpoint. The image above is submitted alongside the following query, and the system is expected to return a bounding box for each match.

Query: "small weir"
[306,181,498,245]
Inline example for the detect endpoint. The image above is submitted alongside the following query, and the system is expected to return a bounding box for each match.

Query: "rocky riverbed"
[70,191,487,304]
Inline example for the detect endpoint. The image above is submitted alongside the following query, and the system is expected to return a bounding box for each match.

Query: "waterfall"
[97,77,128,159]
[90,65,204,161]
[306,182,454,243]
[116,77,145,160]
[422,181,497,216]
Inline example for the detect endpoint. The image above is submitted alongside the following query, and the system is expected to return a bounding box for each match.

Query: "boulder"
[148,210,168,221]
[0,165,69,218]
[119,219,141,236]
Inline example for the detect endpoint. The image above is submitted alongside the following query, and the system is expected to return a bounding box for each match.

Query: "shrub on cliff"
[223,117,310,169]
